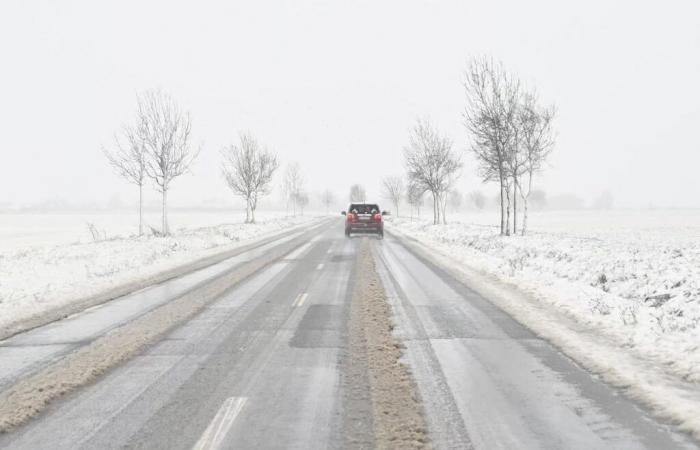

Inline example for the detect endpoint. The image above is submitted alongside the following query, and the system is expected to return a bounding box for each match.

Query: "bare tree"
[463,56,521,235]
[103,120,147,235]
[517,92,555,235]
[283,162,304,216]
[406,180,424,221]
[349,184,366,202]
[221,132,279,224]
[138,89,199,235]
[403,118,461,224]
[381,176,404,216]
[321,189,335,214]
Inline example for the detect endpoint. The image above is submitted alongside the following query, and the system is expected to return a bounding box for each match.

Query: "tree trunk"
[433,193,439,225]
[138,183,143,236]
[505,184,511,236]
[522,195,529,236]
[162,188,169,236]
[499,181,506,235]
[441,193,447,225]
[250,202,256,224]
[512,176,518,234]
[521,172,533,236]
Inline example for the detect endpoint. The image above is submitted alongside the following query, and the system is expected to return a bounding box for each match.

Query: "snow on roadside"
[0,215,322,330]
[388,213,700,383]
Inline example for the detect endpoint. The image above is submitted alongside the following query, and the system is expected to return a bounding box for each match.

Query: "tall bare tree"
[283,162,304,216]
[138,89,199,235]
[349,184,366,202]
[221,132,279,224]
[463,57,520,235]
[381,176,404,216]
[321,189,335,214]
[403,118,461,224]
[517,92,555,235]
[103,120,147,235]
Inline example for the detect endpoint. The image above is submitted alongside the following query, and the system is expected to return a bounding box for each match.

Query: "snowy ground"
[388,210,700,383]
[0,209,310,252]
[0,211,322,331]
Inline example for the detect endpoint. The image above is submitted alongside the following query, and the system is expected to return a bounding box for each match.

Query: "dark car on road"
[342,203,387,238]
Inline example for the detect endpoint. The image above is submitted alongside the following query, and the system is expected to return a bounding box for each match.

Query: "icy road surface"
[0,220,695,449]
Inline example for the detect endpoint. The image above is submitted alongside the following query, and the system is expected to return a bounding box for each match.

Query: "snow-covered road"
[0,219,696,448]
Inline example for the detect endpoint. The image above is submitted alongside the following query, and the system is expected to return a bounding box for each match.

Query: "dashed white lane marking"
[317,263,325,270]
[326,248,333,254]
[293,293,308,307]
[193,397,247,450]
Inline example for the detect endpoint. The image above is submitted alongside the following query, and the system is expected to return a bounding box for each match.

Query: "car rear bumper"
[346,223,383,233]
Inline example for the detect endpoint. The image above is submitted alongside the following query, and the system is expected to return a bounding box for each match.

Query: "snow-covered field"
[0,210,307,252]
[0,211,322,331]
[388,210,700,382]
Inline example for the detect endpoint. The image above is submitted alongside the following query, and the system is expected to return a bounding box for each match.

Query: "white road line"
[193,397,247,450]
[326,248,333,254]
[293,293,308,307]
[316,263,324,270]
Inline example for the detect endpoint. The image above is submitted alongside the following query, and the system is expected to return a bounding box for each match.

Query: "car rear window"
[348,204,379,214]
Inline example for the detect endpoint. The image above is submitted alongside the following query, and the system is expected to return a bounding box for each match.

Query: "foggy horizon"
[2,0,699,210]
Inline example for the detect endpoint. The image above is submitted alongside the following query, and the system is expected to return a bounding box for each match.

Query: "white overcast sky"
[1,0,698,209]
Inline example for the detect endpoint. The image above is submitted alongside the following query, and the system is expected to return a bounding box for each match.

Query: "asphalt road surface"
[0,221,696,449]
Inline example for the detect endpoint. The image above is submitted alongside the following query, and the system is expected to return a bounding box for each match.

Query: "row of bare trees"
[106,89,309,233]
[463,56,555,235]
[382,57,554,234]
[104,89,199,236]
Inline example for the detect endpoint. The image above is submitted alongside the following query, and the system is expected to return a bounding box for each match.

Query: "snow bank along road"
[0,220,696,449]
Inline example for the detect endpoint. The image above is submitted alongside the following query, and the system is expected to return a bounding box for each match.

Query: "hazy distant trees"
[468,190,486,210]
[463,56,555,235]
[404,118,462,225]
[448,190,462,212]
[530,189,547,210]
[138,89,199,235]
[593,190,614,210]
[103,120,147,235]
[349,184,366,203]
[283,162,304,216]
[321,189,335,214]
[297,191,309,215]
[406,180,423,220]
[221,132,278,224]
[381,176,404,216]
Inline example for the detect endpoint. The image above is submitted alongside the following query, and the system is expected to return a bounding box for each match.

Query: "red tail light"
[372,213,382,222]
[346,213,356,222]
